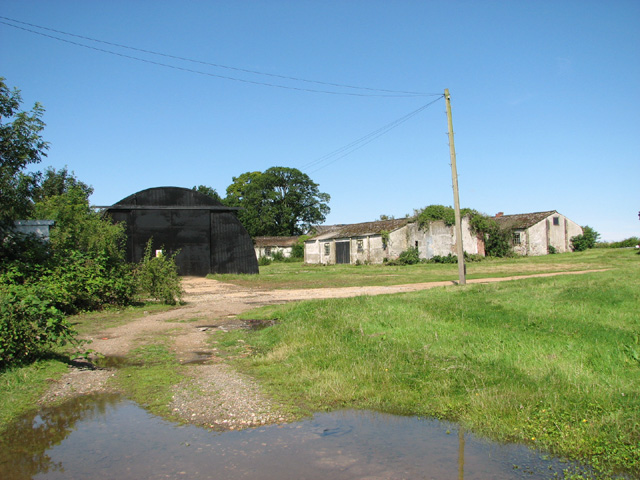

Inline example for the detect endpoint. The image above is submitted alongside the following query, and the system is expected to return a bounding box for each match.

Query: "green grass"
[224,250,639,477]
[210,248,630,289]
[0,358,69,433]
[112,342,185,418]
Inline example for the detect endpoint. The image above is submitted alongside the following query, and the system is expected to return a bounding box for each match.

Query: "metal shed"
[107,186,258,276]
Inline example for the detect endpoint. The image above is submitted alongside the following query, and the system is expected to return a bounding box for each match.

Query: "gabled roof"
[494,210,557,230]
[253,236,299,247]
[308,218,411,241]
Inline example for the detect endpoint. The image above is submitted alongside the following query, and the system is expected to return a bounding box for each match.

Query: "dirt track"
[40,270,604,430]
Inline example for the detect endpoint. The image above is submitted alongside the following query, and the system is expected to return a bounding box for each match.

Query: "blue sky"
[1,1,638,241]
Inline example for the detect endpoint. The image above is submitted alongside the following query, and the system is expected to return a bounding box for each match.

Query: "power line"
[302,96,444,173]
[1,16,439,98]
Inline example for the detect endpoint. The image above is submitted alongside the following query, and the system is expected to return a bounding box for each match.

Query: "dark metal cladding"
[106,187,258,276]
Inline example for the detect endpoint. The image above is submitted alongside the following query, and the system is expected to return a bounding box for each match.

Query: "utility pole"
[445,89,466,285]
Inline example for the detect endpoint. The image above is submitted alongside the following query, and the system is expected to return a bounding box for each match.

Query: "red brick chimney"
[495,212,504,218]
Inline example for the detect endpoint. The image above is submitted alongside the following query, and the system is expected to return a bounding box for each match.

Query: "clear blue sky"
[2,1,638,241]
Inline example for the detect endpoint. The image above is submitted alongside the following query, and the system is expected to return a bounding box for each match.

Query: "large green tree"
[0,78,49,225]
[225,167,330,237]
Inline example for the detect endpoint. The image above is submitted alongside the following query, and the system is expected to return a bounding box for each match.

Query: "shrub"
[571,226,600,252]
[464,253,485,262]
[548,245,557,254]
[291,235,309,259]
[0,283,77,369]
[135,241,183,305]
[429,253,458,264]
[595,236,639,249]
[270,250,285,262]
[258,256,272,266]
[386,247,421,266]
[35,251,136,314]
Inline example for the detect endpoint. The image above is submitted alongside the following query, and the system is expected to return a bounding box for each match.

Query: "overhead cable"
[302,96,444,173]
[0,17,438,98]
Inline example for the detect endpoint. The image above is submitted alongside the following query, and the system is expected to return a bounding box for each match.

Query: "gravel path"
[40,269,604,430]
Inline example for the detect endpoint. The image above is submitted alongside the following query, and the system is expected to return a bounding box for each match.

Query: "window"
[265,247,271,256]
[357,239,364,252]
[415,241,419,248]
[324,243,330,256]
[513,232,521,245]
[553,216,560,226]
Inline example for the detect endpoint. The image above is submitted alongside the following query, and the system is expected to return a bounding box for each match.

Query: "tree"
[192,184,224,203]
[225,167,330,237]
[571,226,600,252]
[33,166,93,203]
[0,77,49,225]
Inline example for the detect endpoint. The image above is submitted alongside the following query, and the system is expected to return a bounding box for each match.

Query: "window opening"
[513,232,521,245]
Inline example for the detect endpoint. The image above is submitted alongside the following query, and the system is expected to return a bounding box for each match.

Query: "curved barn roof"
[112,186,238,210]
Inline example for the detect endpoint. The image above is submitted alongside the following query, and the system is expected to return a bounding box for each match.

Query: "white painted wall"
[304,218,484,265]
[513,213,583,256]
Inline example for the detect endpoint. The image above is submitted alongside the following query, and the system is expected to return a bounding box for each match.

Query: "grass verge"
[224,253,639,478]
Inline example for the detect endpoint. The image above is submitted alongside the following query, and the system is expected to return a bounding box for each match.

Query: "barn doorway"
[335,241,350,264]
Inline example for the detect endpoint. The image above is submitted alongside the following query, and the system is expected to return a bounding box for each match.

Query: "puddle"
[92,355,132,369]
[181,351,216,365]
[0,395,581,480]
[244,318,278,330]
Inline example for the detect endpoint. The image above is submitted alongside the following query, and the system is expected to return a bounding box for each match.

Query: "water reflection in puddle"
[1,395,576,480]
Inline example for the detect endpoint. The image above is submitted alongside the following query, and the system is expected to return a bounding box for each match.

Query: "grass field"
[210,248,629,289]
[215,249,639,477]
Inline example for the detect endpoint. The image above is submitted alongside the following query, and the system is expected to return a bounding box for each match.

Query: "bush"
[0,283,77,369]
[429,253,458,264]
[386,247,421,266]
[33,251,135,314]
[258,256,272,266]
[571,226,600,252]
[291,235,309,259]
[595,236,640,249]
[270,250,285,262]
[135,241,183,305]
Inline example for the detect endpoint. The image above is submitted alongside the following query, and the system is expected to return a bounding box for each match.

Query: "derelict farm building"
[304,217,484,265]
[494,210,583,256]
[107,187,258,276]
[254,236,298,259]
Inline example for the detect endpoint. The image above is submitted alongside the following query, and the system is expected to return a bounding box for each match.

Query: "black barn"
[107,187,258,276]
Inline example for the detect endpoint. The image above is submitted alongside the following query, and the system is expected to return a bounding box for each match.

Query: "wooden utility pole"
[445,89,466,285]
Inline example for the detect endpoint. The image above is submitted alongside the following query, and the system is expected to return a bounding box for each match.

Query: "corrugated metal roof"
[494,210,557,230]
